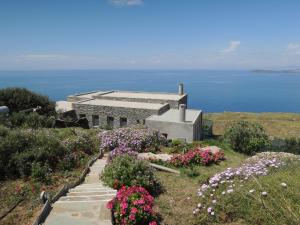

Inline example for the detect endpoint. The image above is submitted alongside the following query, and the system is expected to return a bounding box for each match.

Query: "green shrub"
[31,162,52,183]
[271,137,300,155]
[168,139,192,153]
[224,120,270,155]
[0,87,56,115]
[0,128,98,180]
[7,112,55,128]
[101,155,161,194]
[0,125,9,136]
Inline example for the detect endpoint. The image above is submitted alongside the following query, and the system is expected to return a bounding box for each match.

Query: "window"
[136,119,140,124]
[107,116,114,127]
[120,117,127,127]
[92,115,99,127]
[79,114,86,118]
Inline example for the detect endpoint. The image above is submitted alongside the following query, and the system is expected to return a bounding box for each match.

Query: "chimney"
[178,83,184,95]
[179,104,186,122]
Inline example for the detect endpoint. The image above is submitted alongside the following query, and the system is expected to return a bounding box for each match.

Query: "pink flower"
[106,200,114,209]
[149,221,158,225]
[131,207,138,214]
[129,213,136,221]
[121,202,128,210]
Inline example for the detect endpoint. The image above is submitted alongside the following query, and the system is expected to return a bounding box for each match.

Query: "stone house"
[56,84,203,142]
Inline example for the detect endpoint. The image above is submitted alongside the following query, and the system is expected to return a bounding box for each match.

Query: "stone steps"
[68,191,116,197]
[58,194,116,202]
[43,157,115,225]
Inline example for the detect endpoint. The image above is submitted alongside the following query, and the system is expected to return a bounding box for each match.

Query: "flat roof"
[146,109,202,123]
[76,99,167,110]
[71,91,108,99]
[102,91,185,101]
[56,101,73,112]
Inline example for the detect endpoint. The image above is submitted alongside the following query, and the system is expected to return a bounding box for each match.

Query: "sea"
[0,70,300,113]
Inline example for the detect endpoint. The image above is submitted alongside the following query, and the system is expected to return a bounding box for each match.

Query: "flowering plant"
[107,186,157,225]
[101,155,161,194]
[99,128,166,153]
[169,148,225,167]
[109,145,138,161]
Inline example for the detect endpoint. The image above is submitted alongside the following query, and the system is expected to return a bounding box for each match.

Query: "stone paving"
[43,156,115,225]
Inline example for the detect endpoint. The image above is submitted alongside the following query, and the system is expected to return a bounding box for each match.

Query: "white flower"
[197,203,202,208]
[222,191,226,195]
[227,189,234,193]
[261,191,267,196]
[212,200,217,204]
[281,182,287,187]
[210,194,214,197]
[210,211,215,216]
[249,189,255,193]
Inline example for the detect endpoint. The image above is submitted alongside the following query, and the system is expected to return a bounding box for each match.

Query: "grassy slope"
[0,127,99,225]
[0,169,84,225]
[155,150,300,225]
[155,148,247,225]
[192,160,300,225]
[205,112,300,138]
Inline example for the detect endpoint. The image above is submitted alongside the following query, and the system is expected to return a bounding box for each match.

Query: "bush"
[271,137,300,155]
[0,87,56,115]
[109,146,138,162]
[31,162,52,183]
[169,148,225,167]
[5,112,55,128]
[169,139,191,153]
[0,128,98,180]
[101,155,161,194]
[99,128,167,152]
[107,186,158,225]
[224,121,270,155]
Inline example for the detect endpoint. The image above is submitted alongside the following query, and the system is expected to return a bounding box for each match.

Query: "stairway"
[43,157,115,225]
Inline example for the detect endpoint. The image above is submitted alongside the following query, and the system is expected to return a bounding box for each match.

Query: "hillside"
[205,112,300,138]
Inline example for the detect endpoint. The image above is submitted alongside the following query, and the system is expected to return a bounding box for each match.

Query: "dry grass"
[0,169,84,225]
[205,112,300,138]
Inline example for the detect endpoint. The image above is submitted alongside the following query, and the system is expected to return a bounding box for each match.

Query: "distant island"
[252,69,300,73]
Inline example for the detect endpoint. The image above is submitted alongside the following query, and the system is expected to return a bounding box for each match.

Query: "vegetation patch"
[169,147,225,167]
[0,127,98,181]
[101,155,161,195]
[205,112,300,138]
[99,128,167,153]
[192,152,300,225]
[107,186,158,225]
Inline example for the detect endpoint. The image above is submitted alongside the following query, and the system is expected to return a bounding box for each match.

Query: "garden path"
[43,156,115,225]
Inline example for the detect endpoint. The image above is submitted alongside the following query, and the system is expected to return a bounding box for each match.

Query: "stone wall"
[73,103,169,128]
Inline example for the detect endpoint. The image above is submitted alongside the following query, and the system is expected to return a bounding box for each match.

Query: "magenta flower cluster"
[170,148,225,167]
[107,186,158,225]
[99,128,166,153]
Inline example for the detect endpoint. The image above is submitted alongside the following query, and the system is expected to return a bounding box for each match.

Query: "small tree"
[0,87,56,115]
[224,121,270,155]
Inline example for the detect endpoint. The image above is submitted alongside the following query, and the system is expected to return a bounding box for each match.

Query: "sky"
[0,0,300,70]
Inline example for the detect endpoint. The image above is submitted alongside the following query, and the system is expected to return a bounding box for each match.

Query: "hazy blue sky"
[0,0,300,70]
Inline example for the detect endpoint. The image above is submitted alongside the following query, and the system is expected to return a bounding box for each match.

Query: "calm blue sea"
[0,70,300,113]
